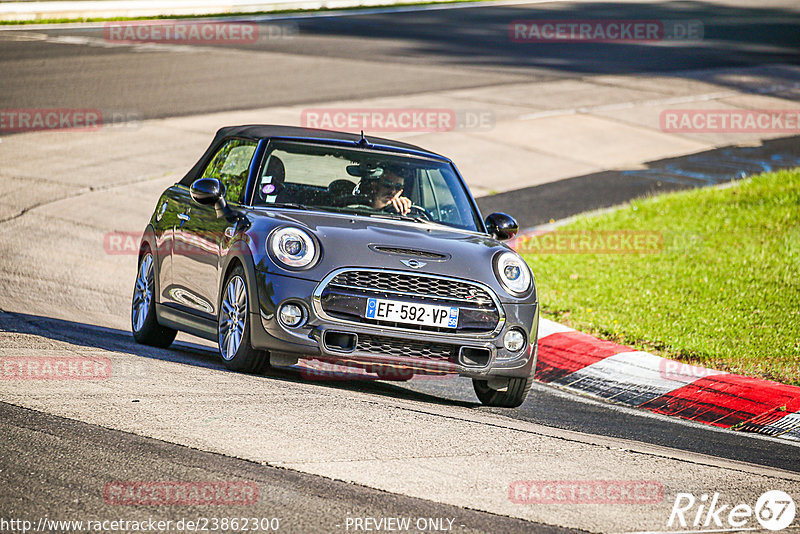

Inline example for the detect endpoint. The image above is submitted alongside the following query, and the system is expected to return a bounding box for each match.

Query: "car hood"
[247,209,529,302]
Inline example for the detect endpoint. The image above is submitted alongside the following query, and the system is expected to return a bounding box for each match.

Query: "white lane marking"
[248,0,566,20]
[555,350,726,407]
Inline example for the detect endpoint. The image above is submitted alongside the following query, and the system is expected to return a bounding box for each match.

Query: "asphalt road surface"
[1,401,565,534]
[1,1,799,532]
[1,0,799,119]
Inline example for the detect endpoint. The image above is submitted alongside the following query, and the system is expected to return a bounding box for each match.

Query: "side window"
[201,139,257,204]
[420,169,465,227]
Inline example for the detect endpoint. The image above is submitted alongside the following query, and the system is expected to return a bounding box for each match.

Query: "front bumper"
[249,269,539,379]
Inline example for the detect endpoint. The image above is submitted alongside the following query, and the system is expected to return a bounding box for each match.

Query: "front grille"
[329,271,494,304]
[318,269,501,334]
[356,333,455,361]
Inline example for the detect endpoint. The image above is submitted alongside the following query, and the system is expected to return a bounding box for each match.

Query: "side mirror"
[190,177,224,206]
[190,178,237,221]
[485,212,519,241]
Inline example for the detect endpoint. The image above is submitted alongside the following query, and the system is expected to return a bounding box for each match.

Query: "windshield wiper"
[269,202,313,210]
[268,204,440,227]
[367,212,437,225]
[268,203,356,216]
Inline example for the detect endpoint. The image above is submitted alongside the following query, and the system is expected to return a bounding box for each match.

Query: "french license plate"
[365,298,459,328]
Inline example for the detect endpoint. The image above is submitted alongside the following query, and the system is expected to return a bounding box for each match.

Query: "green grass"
[0,0,481,25]
[521,168,800,386]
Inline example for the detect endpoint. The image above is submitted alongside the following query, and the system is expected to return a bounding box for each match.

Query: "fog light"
[503,329,525,352]
[279,303,304,327]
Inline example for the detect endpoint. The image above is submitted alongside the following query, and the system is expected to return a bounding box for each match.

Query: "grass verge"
[520,168,800,386]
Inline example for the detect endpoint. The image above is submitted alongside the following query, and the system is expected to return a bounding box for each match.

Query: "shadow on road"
[278,1,800,77]
[477,134,800,229]
[0,310,477,408]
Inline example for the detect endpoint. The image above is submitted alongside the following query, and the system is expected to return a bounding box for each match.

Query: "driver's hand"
[390,191,412,215]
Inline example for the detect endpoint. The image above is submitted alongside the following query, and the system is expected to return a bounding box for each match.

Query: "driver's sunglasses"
[378,178,404,192]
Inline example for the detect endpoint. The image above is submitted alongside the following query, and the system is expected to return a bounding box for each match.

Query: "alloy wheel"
[132,253,154,333]
[219,275,247,360]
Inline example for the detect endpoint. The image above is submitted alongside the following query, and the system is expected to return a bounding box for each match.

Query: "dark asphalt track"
[3,312,799,478]
[0,401,573,534]
[1,0,799,119]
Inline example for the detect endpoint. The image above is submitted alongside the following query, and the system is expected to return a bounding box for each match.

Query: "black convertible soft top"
[180,124,446,185]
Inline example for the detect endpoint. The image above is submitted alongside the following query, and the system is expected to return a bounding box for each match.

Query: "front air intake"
[323,331,357,352]
[458,347,491,368]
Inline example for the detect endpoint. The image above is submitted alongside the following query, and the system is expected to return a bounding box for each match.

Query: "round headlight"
[494,251,531,296]
[269,227,317,269]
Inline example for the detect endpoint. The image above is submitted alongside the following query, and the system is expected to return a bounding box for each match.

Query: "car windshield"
[252,140,483,232]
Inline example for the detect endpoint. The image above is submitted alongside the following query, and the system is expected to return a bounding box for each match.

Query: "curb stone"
[534,318,800,442]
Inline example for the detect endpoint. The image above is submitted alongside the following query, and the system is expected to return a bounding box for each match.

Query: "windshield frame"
[246,137,487,234]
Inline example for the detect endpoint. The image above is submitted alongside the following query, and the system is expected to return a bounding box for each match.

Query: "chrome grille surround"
[312,267,505,338]
[328,270,494,304]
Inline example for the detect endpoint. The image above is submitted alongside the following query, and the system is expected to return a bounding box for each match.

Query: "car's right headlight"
[494,251,531,296]
[268,227,319,269]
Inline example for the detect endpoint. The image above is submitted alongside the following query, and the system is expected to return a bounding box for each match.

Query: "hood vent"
[371,245,448,261]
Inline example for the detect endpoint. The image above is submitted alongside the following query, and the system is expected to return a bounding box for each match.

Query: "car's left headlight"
[494,251,531,296]
[268,227,319,269]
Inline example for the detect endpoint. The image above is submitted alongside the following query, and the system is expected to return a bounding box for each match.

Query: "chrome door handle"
[177,213,190,221]
[156,201,168,222]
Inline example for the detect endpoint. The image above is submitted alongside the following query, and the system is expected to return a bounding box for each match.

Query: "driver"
[360,165,412,215]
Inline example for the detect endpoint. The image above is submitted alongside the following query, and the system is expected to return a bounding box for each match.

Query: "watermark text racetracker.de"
[107,230,665,256]
[509,480,663,504]
[105,231,251,256]
[658,359,725,381]
[510,19,703,42]
[103,21,297,44]
[1,356,111,380]
[298,359,453,382]
[300,108,495,133]
[0,108,141,133]
[661,109,800,133]
[510,230,664,254]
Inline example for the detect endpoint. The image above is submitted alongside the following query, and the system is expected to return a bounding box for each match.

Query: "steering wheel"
[408,204,433,220]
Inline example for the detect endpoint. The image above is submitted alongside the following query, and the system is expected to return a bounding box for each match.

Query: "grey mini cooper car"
[132,125,538,407]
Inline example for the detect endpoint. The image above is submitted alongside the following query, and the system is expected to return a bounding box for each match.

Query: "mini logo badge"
[401,259,426,269]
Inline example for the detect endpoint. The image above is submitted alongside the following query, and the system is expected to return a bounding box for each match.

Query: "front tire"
[472,376,533,408]
[218,265,269,374]
[131,250,177,348]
